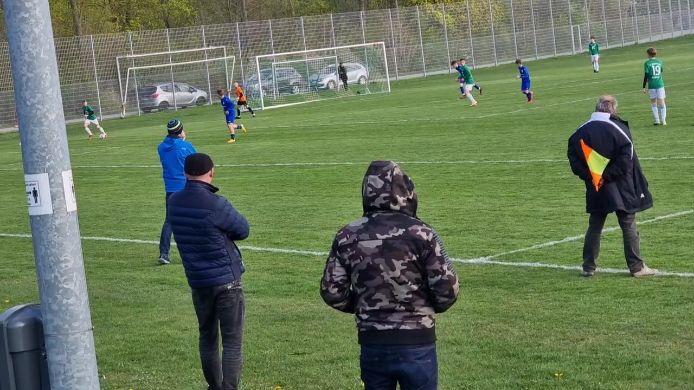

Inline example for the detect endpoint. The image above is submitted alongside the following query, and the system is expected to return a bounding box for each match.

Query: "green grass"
[1,36,694,389]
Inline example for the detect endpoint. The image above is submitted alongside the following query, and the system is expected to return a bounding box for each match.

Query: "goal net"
[252,42,390,110]
[116,47,235,115]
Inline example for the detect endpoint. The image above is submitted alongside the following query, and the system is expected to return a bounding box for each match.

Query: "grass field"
[1,36,693,389]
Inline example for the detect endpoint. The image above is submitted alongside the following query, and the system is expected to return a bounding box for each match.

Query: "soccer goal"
[116,47,235,116]
[252,42,390,110]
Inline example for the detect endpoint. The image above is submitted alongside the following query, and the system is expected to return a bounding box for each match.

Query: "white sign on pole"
[62,170,77,212]
[25,173,53,216]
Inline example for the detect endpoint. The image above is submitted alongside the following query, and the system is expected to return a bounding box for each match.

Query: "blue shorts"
[225,113,236,124]
[521,79,531,91]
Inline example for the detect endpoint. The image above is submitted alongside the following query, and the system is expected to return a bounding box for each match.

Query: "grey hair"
[595,95,618,114]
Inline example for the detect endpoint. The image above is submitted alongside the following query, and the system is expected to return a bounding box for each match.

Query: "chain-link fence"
[0,0,692,129]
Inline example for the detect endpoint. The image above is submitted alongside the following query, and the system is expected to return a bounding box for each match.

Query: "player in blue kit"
[218,89,247,144]
[515,59,534,103]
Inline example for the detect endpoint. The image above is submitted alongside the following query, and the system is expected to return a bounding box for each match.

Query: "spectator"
[168,153,250,390]
[567,95,657,277]
[320,160,459,390]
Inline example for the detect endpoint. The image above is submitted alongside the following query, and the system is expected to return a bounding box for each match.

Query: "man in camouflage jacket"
[320,160,459,390]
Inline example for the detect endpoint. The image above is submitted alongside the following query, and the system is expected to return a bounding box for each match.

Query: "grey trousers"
[583,211,645,273]
[191,281,245,390]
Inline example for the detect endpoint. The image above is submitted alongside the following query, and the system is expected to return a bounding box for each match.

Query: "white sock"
[658,105,666,123]
[593,63,597,71]
[98,127,106,134]
[651,104,660,123]
[84,128,93,135]
[466,94,477,104]
[596,63,599,71]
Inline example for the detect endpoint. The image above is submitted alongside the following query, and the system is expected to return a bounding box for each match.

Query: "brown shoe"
[632,265,657,277]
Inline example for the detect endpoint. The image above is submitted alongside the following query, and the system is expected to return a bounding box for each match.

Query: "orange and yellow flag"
[580,138,610,191]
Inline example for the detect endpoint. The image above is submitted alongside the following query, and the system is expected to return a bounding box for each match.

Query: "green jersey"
[461,64,475,84]
[588,41,599,55]
[82,105,96,120]
[644,58,664,89]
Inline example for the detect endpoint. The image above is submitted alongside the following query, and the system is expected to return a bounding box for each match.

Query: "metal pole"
[236,22,246,86]
[381,42,392,93]
[2,1,100,389]
[510,0,519,58]
[201,26,213,104]
[489,0,498,65]
[256,56,265,109]
[657,0,664,37]
[89,35,103,120]
[415,6,427,76]
[301,16,311,91]
[330,14,337,47]
[677,0,682,35]
[567,0,575,54]
[269,20,277,99]
[360,11,371,81]
[585,0,591,44]
[601,0,609,46]
[670,0,676,36]
[388,8,399,80]
[549,0,557,55]
[466,1,476,67]
[688,0,692,33]
[128,32,142,116]
[166,29,177,110]
[442,3,452,72]
[618,0,625,45]
[529,0,539,59]
[634,1,640,42]
[647,0,653,39]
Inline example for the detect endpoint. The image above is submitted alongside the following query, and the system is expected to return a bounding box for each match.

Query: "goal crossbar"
[255,42,386,60]
[126,56,234,72]
[272,55,338,66]
[116,46,227,61]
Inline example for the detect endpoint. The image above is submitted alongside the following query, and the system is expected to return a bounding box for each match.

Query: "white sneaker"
[632,265,657,277]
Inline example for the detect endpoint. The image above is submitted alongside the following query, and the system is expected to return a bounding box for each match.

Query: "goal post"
[116,47,235,116]
[252,42,390,110]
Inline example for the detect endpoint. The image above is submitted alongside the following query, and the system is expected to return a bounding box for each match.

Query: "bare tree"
[68,0,83,35]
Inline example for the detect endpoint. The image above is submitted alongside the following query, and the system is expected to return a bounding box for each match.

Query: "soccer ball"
[99,133,107,140]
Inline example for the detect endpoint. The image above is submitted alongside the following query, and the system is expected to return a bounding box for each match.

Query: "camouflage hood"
[362,160,418,217]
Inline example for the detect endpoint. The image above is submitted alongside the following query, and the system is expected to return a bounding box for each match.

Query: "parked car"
[138,82,208,112]
[309,62,368,90]
[247,67,307,95]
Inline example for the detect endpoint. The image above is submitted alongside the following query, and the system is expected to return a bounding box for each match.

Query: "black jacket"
[568,112,653,214]
[168,180,249,288]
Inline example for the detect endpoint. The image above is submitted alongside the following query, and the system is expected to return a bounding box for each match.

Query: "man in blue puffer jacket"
[157,119,196,264]
[168,152,250,390]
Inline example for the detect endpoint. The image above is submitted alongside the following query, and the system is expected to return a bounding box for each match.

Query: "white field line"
[1,209,692,278]
[462,209,694,261]
[0,155,690,171]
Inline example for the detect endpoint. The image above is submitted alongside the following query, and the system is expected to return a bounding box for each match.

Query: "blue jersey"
[455,64,464,79]
[518,65,530,80]
[220,95,236,123]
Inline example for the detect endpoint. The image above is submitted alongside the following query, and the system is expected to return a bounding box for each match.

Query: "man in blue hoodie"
[157,119,196,264]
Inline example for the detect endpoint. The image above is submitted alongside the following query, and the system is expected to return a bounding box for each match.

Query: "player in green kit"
[588,36,600,73]
[82,100,107,140]
[642,47,666,125]
[450,58,478,107]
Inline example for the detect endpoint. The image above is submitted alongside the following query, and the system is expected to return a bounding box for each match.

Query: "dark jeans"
[192,281,245,390]
[583,211,645,273]
[360,343,438,390]
[159,192,173,259]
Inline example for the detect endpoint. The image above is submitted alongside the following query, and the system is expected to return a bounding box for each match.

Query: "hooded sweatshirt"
[320,160,459,345]
[157,135,196,193]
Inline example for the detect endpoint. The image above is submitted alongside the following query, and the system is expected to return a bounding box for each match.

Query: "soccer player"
[642,47,666,126]
[217,89,247,144]
[233,81,255,118]
[515,59,534,103]
[450,59,477,106]
[459,58,482,95]
[82,100,107,140]
[588,36,600,73]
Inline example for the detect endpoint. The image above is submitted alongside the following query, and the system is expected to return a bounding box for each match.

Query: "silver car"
[138,82,208,112]
[309,63,368,90]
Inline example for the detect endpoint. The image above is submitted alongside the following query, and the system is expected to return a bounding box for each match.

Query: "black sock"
[474,84,481,90]
[248,107,254,114]
[526,92,532,101]
[236,108,241,116]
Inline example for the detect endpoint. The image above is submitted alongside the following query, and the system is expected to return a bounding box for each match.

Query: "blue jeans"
[159,192,173,259]
[192,281,245,390]
[360,343,438,390]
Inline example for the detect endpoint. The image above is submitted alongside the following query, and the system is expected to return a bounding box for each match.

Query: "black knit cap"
[167,118,183,135]
[184,153,214,176]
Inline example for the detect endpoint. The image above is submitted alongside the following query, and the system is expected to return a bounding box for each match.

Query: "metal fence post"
[388,8,400,80]
[646,0,653,39]
[657,0,664,36]
[466,1,476,67]
[567,0,575,54]
[442,3,452,72]
[360,11,371,82]
[633,1,640,42]
[235,22,246,86]
[128,32,142,115]
[601,0,609,46]
[670,0,676,36]
[415,6,427,76]
[585,0,591,42]
[677,0,682,35]
[688,0,692,32]
[201,26,213,102]
[330,13,336,47]
[89,35,103,120]
[165,29,177,110]
[549,0,557,55]
[3,1,100,388]
[510,0,519,58]
[617,0,624,47]
[529,0,539,59]
[489,0,498,65]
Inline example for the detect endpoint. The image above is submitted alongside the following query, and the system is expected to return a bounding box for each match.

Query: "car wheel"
[327,80,336,90]
[291,84,300,94]
[196,97,206,105]
[158,101,169,111]
[358,76,367,85]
